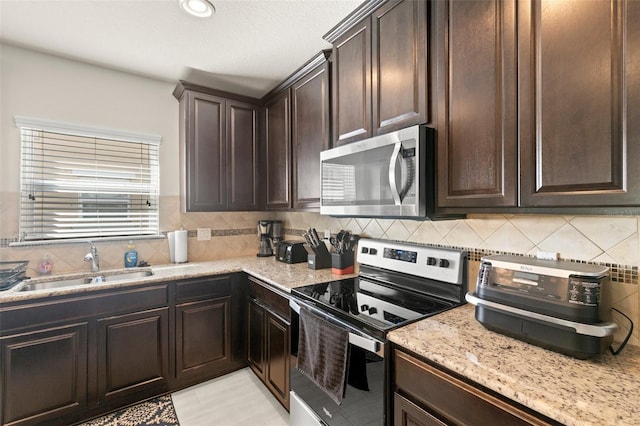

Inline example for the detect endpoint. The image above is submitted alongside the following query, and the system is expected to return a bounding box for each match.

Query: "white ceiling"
[0,0,362,98]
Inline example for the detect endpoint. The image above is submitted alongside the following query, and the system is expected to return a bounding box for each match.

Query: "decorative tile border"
[4,228,637,285]
[464,247,638,285]
[180,228,256,238]
[1,229,260,248]
[1,238,17,248]
[286,230,639,286]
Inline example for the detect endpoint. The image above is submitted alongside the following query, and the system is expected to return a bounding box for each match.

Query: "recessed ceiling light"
[179,0,215,18]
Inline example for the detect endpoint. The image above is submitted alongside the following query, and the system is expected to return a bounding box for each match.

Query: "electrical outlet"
[197,228,211,241]
[324,229,331,240]
[536,251,558,261]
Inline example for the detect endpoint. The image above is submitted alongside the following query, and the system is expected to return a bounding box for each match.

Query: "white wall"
[0,43,180,196]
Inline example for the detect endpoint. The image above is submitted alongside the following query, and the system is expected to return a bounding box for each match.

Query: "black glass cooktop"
[291,277,455,334]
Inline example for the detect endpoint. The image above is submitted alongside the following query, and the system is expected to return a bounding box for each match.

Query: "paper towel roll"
[174,230,188,263]
[167,232,176,263]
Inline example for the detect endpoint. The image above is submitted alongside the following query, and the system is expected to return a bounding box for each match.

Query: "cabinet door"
[264,90,292,209]
[1,323,87,426]
[332,18,372,145]
[227,100,259,210]
[265,311,290,410]
[175,297,231,380]
[394,393,447,426]
[372,0,429,135]
[97,308,169,403]
[519,0,640,207]
[184,91,226,211]
[436,0,518,208]
[292,62,330,210]
[247,298,266,379]
[394,350,552,426]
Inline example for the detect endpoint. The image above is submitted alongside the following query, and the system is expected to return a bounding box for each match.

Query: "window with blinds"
[17,117,160,241]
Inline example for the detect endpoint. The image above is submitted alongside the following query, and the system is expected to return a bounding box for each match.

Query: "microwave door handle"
[388,142,403,205]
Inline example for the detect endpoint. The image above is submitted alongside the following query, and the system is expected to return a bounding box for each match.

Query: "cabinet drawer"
[175,275,231,303]
[394,350,552,426]
[248,277,290,320]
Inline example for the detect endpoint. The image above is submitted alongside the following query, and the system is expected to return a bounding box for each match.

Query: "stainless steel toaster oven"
[466,255,618,358]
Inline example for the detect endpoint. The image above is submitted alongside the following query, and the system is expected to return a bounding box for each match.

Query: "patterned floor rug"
[79,394,179,426]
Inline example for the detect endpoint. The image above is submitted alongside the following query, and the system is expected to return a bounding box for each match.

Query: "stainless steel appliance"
[289,238,468,426]
[320,125,436,219]
[466,255,618,359]
[271,220,283,248]
[257,220,280,257]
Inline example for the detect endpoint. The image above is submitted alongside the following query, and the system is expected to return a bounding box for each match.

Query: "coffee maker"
[257,220,282,257]
[271,220,283,248]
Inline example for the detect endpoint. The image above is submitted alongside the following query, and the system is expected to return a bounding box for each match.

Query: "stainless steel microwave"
[320,124,435,219]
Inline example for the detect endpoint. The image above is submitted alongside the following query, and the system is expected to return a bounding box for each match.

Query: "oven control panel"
[383,248,417,263]
[357,238,466,284]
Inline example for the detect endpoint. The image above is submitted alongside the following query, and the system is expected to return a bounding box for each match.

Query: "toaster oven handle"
[389,142,403,206]
[465,293,618,338]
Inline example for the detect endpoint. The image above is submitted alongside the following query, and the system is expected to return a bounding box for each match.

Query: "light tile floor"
[172,368,289,426]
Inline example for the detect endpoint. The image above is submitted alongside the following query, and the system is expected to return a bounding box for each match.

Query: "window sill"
[10,234,166,248]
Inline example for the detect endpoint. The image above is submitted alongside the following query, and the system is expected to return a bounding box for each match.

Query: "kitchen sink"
[102,270,153,282]
[19,278,91,291]
[18,270,154,292]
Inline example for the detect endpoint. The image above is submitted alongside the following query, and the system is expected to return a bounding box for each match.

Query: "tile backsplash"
[277,211,639,347]
[1,194,638,347]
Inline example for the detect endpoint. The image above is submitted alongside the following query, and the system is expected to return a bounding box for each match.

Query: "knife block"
[307,242,332,270]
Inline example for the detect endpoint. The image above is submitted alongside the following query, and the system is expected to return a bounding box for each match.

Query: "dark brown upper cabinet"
[436,0,640,211]
[325,0,429,146]
[262,51,331,211]
[264,90,291,210]
[292,60,331,210]
[518,0,640,207]
[174,82,260,212]
[435,0,518,208]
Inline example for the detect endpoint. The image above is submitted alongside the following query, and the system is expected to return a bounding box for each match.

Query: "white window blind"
[16,117,160,241]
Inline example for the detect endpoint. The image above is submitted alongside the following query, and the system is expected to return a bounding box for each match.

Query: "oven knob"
[360,304,369,312]
[370,248,378,255]
[361,247,369,254]
[368,307,378,315]
[439,259,450,268]
[427,257,437,266]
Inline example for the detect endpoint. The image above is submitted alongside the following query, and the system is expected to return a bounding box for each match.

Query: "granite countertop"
[388,304,640,426]
[0,256,356,303]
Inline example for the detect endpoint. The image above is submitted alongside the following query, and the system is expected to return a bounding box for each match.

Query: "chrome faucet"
[84,242,100,272]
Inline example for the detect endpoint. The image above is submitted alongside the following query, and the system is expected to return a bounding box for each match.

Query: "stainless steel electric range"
[289,238,468,426]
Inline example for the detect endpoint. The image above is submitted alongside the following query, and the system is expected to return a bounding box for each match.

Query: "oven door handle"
[290,298,384,355]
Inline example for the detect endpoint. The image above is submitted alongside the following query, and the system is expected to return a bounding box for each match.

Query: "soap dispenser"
[38,253,53,275]
[124,240,138,268]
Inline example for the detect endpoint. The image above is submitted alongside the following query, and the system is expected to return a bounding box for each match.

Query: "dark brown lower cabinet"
[265,311,290,408]
[247,277,290,410]
[248,298,266,377]
[173,275,247,389]
[96,308,169,405]
[393,349,554,426]
[0,273,247,425]
[175,297,230,379]
[0,323,88,426]
[394,393,446,426]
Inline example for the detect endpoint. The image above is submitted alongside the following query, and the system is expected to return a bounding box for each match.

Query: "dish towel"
[297,307,349,405]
